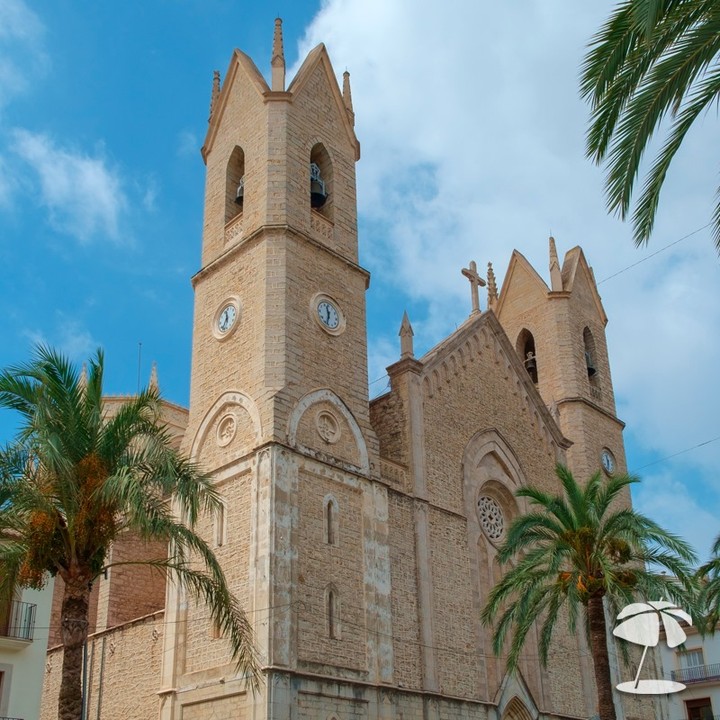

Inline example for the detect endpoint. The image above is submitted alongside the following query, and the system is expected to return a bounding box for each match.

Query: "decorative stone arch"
[501,697,534,720]
[496,670,540,720]
[190,390,262,460]
[287,388,369,474]
[463,430,526,520]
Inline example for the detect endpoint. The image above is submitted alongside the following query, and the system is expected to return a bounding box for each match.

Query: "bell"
[525,352,536,372]
[235,177,244,206]
[585,351,596,377]
[310,162,327,208]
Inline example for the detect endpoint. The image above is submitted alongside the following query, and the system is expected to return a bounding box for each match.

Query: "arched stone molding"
[464,429,537,699]
[496,671,539,720]
[190,390,262,461]
[287,388,369,474]
[463,430,526,513]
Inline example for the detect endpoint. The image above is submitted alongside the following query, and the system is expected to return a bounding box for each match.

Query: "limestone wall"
[41,611,164,720]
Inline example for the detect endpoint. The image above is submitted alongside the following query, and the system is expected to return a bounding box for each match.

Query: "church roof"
[418,310,571,451]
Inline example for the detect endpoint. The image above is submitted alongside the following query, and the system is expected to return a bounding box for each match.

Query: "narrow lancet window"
[324,497,338,546]
[214,501,226,548]
[326,586,340,639]
[226,146,245,223]
[583,327,598,380]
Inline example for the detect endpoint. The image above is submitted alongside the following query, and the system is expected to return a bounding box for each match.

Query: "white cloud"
[296,0,720,549]
[0,154,14,206]
[23,316,98,363]
[633,470,719,563]
[141,176,159,212]
[11,129,128,243]
[177,129,199,157]
[0,0,45,111]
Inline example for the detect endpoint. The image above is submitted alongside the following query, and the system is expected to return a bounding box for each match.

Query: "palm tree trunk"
[587,595,617,720]
[58,581,90,720]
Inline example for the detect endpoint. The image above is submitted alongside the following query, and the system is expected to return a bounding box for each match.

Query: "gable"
[287,43,360,160]
[561,246,607,325]
[494,250,550,318]
[202,50,270,162]
[420,312,568,448]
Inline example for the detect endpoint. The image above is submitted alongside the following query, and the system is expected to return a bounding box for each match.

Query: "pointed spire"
[209,70,221,122]
[78,362,88,391]
[342,71,355,126]
[399,311,414,359]
[149,361,159,392]
[487,262,498,310]
[549,236,563,291]
[271,17,286,92]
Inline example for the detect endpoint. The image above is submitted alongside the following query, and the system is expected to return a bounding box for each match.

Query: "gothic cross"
[461,260,486,314]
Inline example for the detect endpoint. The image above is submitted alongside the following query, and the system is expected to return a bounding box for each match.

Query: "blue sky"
[1,1,718,561]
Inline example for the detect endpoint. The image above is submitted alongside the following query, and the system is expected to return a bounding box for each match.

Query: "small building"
[659,623,720,720]
[0,582,54,720]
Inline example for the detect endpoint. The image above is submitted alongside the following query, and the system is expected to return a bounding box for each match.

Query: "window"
[326,586,340,639]
[310,143,333,220]
[676,648,709,684]
[214,501,226,548]
[685,697,713,720]
[324,497,339,546]
[225,146,245,223]
[583,326,599,383]
[516,329,538,384]
[680,648,704,669]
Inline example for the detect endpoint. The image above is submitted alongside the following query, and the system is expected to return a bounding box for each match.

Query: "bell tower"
[160,20,389,720]
[494,238,627,482]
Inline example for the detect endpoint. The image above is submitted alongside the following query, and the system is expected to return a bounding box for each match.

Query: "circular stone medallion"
[316,411,340,444]
[477,495,504,541]
[216,414,237,447]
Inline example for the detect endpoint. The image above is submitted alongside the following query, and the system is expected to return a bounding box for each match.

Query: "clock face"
[601,449,616,475]
[217,303,237,333]
[317,300,339,330]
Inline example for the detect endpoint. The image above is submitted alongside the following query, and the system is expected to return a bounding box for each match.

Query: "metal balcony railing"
[0,600,36,641]
[0,716,24,719]
[671,662,720,684]
[673,715,720,720]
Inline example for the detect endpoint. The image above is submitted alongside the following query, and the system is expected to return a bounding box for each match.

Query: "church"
[41,20,662,720]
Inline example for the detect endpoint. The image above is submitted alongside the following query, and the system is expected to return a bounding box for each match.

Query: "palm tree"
[0,346,259,720]
[481,465,696,720]
[698,532,720,631]
[581,0,720,251]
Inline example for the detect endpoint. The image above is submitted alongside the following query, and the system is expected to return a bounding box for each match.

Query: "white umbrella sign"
[613,600,692,694]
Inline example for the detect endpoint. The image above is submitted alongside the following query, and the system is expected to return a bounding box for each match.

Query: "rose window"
[477,496,504,541]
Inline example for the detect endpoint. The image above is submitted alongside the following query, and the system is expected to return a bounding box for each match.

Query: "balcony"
[671,662,720,684]
[0,600,36,646]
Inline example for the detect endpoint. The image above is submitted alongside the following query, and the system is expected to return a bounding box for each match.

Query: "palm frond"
[582,0,720,250]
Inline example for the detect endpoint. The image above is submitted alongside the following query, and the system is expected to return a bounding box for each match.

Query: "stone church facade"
[42,21,663,720]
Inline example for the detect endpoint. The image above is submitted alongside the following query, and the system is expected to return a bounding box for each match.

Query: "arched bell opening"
[310,143,333,220]
[583,326,599,386]
[517,329,538,385]
[225,146,245,223]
